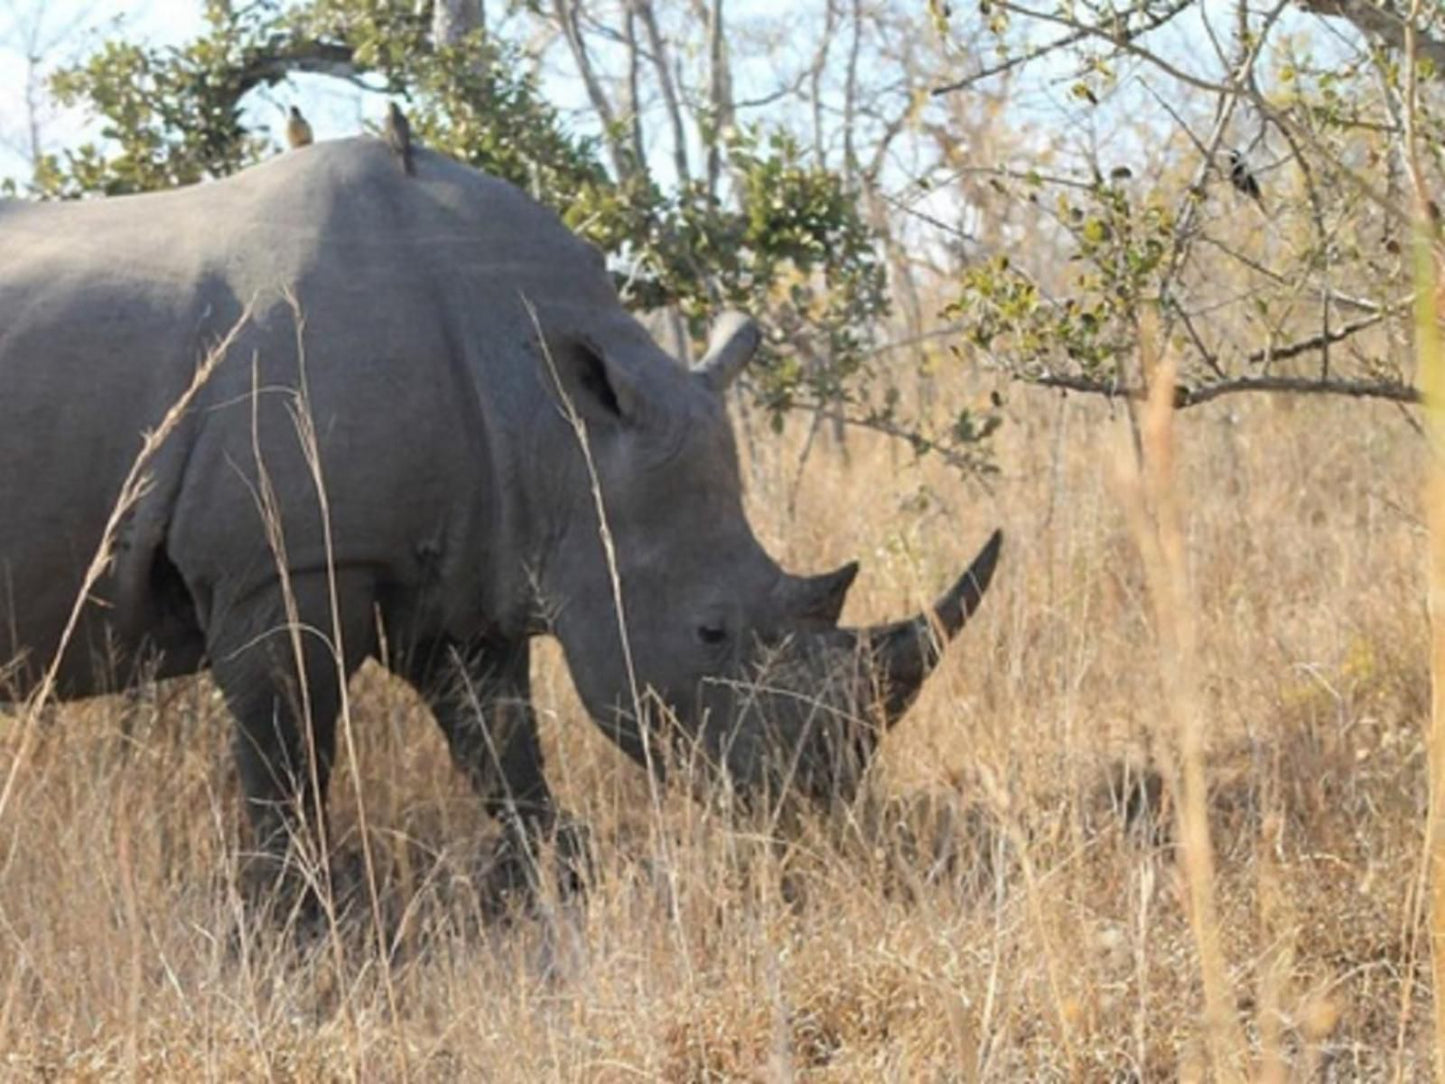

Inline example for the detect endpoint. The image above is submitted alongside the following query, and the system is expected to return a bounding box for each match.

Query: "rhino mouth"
[693,530,1004,807]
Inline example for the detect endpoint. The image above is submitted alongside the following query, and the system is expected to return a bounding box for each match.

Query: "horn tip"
[967,528,1004,584]
[694,311,762,391]
[936,528,1004,621]
[981,528,1003,564]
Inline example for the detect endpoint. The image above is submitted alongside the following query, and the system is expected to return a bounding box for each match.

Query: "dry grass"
[0,374,1435,1080]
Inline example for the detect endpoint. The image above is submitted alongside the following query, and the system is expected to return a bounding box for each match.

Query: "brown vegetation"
[0,375,1430,1079]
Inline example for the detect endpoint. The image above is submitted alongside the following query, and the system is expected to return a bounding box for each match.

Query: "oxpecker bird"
[284,106,313,149]
[385,102,414,176]
[1225,149,1264,209]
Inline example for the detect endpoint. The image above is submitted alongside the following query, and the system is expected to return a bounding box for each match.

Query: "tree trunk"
[432,0,483,47]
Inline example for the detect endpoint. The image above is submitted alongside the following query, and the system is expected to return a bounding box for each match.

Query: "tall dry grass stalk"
[1417,233,1445,1084]
[1398,15,1445,1077]
[1118,311,1245,1080]
[0,307,251,831]
[521,297,695,951]
[521,297,738,1067]
[270,291,408,1081]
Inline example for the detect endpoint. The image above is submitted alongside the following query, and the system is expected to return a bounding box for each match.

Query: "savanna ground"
[0,374,1431,1080]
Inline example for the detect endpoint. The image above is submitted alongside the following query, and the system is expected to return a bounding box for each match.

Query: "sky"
[0,1,195,179]
[0,0,916,193]
[0,0,1350,196]
[0,0,412,186]
[0,0,724,189]
[0,0,1107,188]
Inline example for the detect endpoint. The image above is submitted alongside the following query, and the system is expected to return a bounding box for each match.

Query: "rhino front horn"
[694,311,761,392]
[865,529,1003,726]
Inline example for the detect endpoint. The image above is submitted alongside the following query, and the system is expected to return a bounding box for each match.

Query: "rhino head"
[533,309,1000,808]
[695,528,1002,810]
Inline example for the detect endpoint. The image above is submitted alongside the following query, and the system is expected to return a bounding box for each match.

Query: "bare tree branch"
[1030,311,1400,405]
[633,0,690,185]
[808,407,995,474]
[551,0,634,179]
[932,0,1195,96]
[622,4,645,168]
[234,39,374,96]
[1296,0,1445,71]
[702,0,733,200]
[432,0,482,47]
[0,0,102,166]
[807,0,837,164]
[1035,371,1419,408]
[842,0,862,183]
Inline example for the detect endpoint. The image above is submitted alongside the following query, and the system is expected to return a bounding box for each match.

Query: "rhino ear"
[693,312,762,392]
[782,561,861,625]
[541,333,643,426]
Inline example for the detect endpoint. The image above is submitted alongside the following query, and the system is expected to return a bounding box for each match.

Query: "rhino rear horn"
[789,561,860,625]
[865,529,1003,725]
[694,311,761,392]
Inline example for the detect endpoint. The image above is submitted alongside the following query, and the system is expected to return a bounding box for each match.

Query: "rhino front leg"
[395,636,586,897]
[398,636,555,823]
[206,570,377,907]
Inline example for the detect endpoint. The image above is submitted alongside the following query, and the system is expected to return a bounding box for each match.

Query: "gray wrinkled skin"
[0,138,999,885]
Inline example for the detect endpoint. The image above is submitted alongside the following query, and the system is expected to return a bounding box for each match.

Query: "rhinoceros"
[0,137,1000,885]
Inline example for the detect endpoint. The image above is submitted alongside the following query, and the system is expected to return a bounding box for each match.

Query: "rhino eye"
[696,623,729,647]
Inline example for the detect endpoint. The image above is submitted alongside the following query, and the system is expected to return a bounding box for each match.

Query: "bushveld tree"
[12,0,1009,476]
[13,0,1436,461]
[931,0,1445,414]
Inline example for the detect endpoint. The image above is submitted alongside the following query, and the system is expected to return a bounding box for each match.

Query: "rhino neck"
[521,405,612,632]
